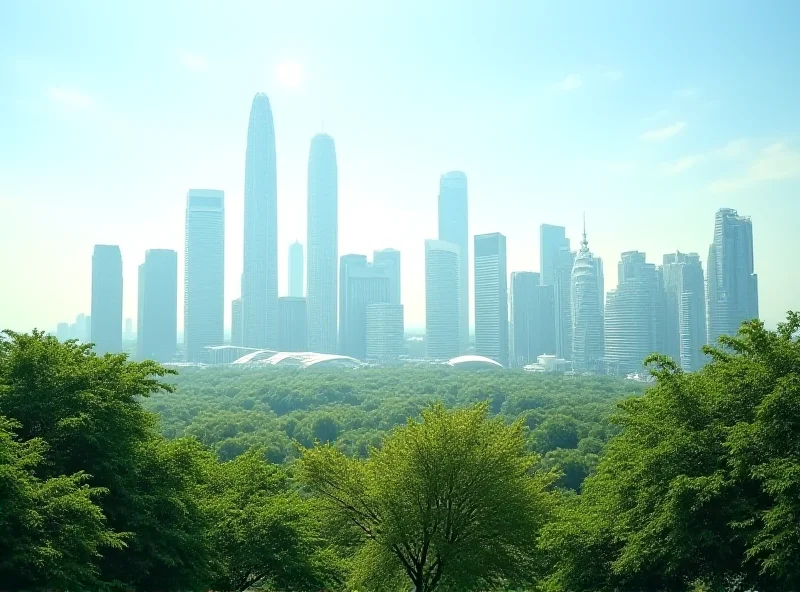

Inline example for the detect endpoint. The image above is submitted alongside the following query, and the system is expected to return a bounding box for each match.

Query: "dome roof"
[446,355,504,369]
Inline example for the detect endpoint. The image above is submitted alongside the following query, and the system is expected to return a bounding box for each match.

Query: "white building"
[425,239,461,360]
[570,226,604,372]
[474,232,508,366]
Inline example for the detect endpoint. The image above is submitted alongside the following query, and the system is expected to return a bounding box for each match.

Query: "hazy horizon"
[2,0,799,333]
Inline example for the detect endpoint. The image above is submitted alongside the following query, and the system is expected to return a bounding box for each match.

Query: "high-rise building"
[373,248,401,305]
[366,303,405,362]
[123,317,133,341]
[438,171,469,353]
[241,93,278,349]
[707,208,758,345]
[289,241,304,297]
[307,133,338,354]
[74,313,88,342]
[540,224,570,287]
[278,296,307,352]
[570,228,604,372]
[510,272,556,367]
[56,322,70,342]
[604,252,666,375]
[184,189,225,362]
[136,249,178,362]
[339,255,391,360]
[425,239,461,360]
[231,298,243,346]
[474,233,508,366]
[91,244,123,355]
[553,246,575,360]
[663,252,707,371]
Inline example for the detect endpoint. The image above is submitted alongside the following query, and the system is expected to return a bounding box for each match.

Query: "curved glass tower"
[307,133,338,353]
[570,225,604,372]
[241,93,278,349]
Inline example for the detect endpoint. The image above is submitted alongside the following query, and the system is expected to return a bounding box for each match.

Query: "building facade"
[231,298,243,346]
[373,248,401,305]
[366,303,405,362]
[90,244,123,355]
[552,246,575,360]
[474,233,508,366]
[663,252,707,371]
[570,229,604,372]
[510,271,556,367]
[289,241,304,297]
[136,249,178,362]
[241,93,278,349]
[424,239,461,360]
[307,133,339,353]
[339,255,391,360]
[278,296,307,352]
[184,189,225,363]
[438,171,469,353]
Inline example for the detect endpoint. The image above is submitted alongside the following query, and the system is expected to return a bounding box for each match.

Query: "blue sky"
[2,0,799,332]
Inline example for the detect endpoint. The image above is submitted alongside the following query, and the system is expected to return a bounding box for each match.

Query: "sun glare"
[276,60,307,89]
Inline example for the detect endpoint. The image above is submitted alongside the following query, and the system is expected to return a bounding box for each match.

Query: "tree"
[298,403,555,592]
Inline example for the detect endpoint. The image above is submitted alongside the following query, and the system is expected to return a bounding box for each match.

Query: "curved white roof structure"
[231,349,279,364]
[446,354,504,369]
[231,350,362,369]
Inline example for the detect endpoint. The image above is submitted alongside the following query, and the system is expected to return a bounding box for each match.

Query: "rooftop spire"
[581,212,589,251]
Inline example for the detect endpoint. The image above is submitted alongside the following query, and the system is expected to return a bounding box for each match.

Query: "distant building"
[373,248,402,305]
[74,313,87,342]
[474,233,508,366]
[231,298,243,346]
[539,224,570,287]
[707,208,758,345]
[663,252,707,371]
[278,297,307,352]
[552,246,575,360]
[366,303,405,362]
[425,239,461,360]
[91,244,123,354]
[438,172,469,353]
[136,249,178,362]
[570,226,604,372]
[510,272,556,367]
[289,241,304,297]
[339,255,391,360]
[184,189,225,363]
[56,322,70,342]
[524,354,572,373]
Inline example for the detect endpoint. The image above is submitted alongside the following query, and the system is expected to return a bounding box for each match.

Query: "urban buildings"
[278,296,307,352]
[366,303,405,362]
[90,244,123,354]
[604,251,665,375]
[339,255,391,360]
[231,298,243,346]
[663,252,706,371]
[540,224,570,287]
[552,246,575,360]
[373,248,402,305]
[136,249,178,362]
[570,228,604,372]
[289,241,304,297]
[509,272,556,367]
[307,133,339,353]
[241,93,279,349]
[438,171,469,353]
[184,189,225,363]
[474,233,508,366]
[56,322,70,342]
[707,208,758,345]
[424,239,461,360]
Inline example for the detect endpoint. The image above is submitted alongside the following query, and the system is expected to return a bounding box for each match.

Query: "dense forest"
[1,313,799,591]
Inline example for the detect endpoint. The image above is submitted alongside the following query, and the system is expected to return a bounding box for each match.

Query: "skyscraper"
[540,224,570,287]
[231,298,243,346]
[184,189,225,362]
[366,303,405,362]
[438,171,469,353]
[278,296,307,352]
[56,322,70,342]
[604,252,665,375]
[339,255,391,360]
[241,93,278,349]
[136,249,178,362]
[553,246,575,360]
[474,233,508,366]
[509,272,556,367]
[307,133,338,353]
[373,248,401,305]
[663,252,707,371]
[289,241,304,297]
[91,244,123,355]
[571,227,604,372]
[425,239,461,360]
[707,208,758,345]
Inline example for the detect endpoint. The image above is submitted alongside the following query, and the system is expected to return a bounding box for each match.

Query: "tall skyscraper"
[540,224,570,287]
[91,244,123,355]
[373,248,401,305]
[570,227,604,372]
[289,241,304,297]
[231,298,243,346]
[75,313,88,342]
[707,208,758,345]
[510,272,556,367]
[184,189,225,362]
[241,93,278,349]
[474,233,508,366]
[123,317,133,341]
[425,239,461,360]
[278,296,307,352]
[366,303,405,362]
[307,133,338,354]
[604,252,666,375]
[136,249,178,362]
[339,255,391,360]
[664,252,707,371]
[56,322,70,342]
[438,171,469,352]
[553,246,575,360]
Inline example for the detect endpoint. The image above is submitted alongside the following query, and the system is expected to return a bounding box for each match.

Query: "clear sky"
[2,0,799,333]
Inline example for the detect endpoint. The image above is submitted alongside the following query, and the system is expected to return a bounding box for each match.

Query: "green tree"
[299,403,555,592]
